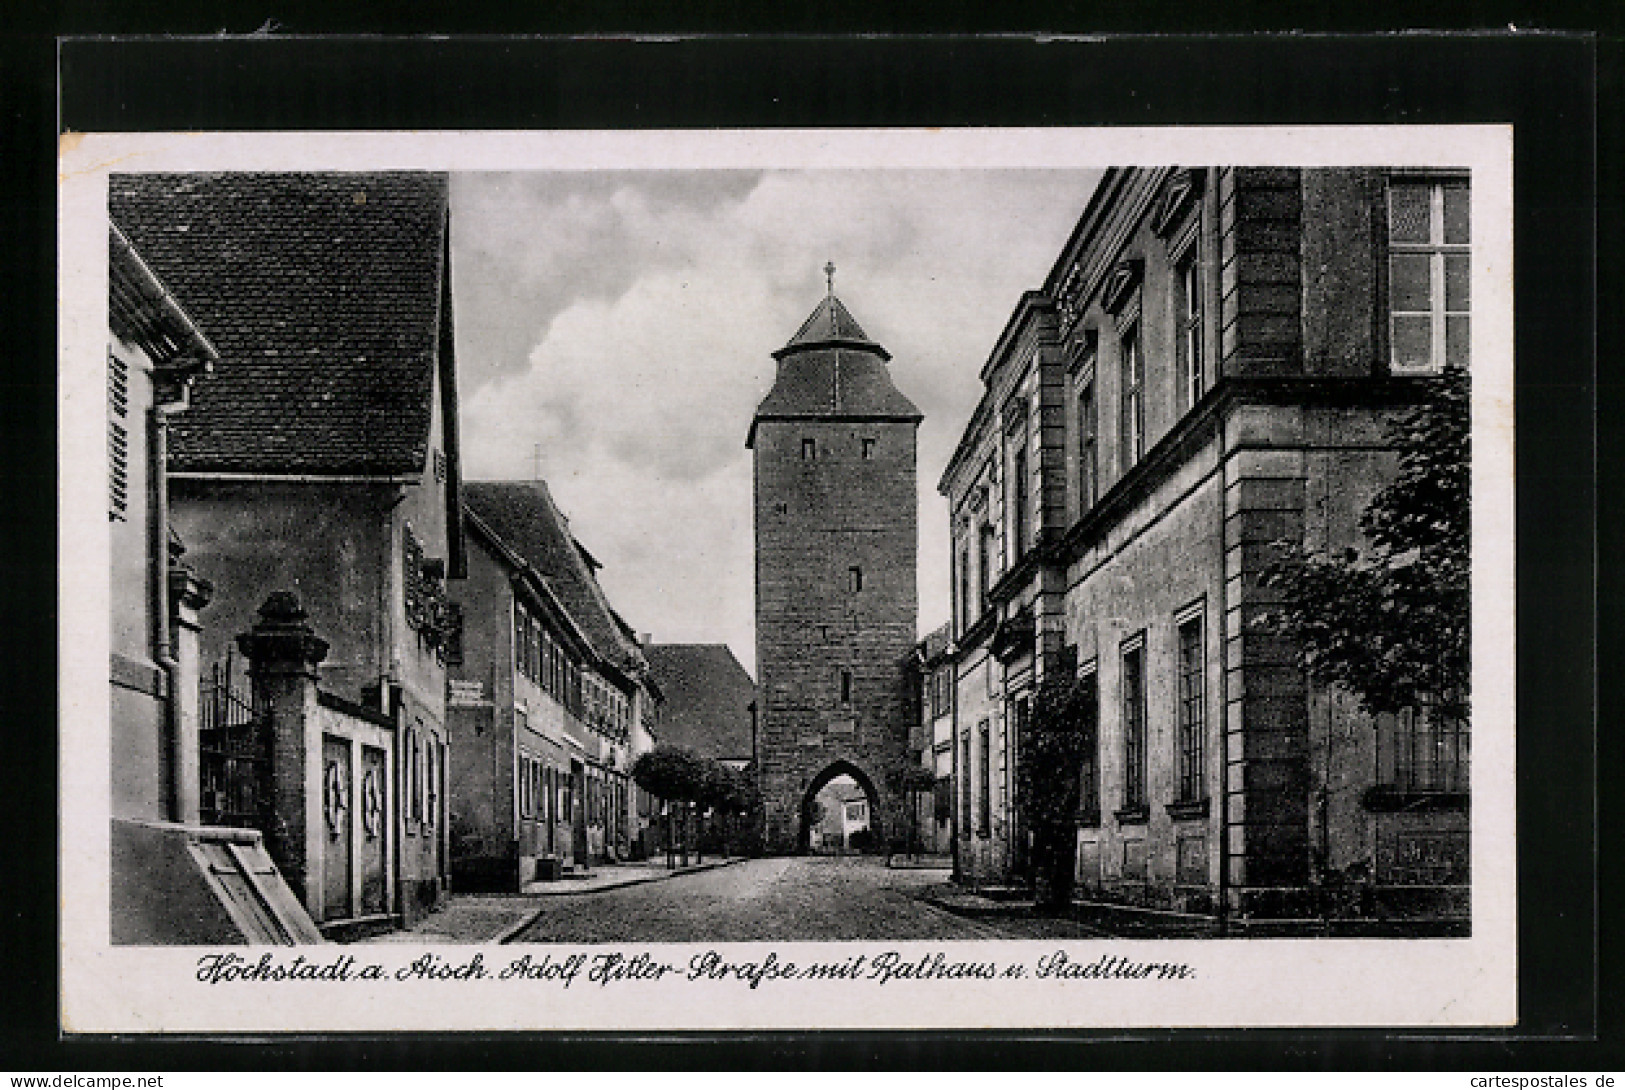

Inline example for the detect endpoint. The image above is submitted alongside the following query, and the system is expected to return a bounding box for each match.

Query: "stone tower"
[749,278,922,854]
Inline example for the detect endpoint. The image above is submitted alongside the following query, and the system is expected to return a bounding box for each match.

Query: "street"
[507,856,1103,943]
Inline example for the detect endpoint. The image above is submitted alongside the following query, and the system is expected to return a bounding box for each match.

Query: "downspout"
[152,396,181,822]
[1216,404,1230,937]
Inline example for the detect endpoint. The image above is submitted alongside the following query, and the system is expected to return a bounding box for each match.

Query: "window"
[1389,178,1469,373]
[1077,380,1098,512]
[1176,612,1206,803]
[108,351,129,521]
[801,437,817,461]
[1381,704,1469,793]
[1120,324,1145,470]
[839,668,853,705]
[978,524,994,603]
[949,549,962,636]
[977,720,992,837]
[426,737,439,829]
[848,565,863,593]
[1120,639,1147,810]
[1011,445,1030,557]
[861,437,876,460]
[960,729,973,838]
[1077,668,1100,820]
[1175,245,1204,411]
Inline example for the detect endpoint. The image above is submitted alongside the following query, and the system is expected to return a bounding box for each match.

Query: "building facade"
[941,168,1470,921]
[107,224,324,944]
[749,285,923,854]
[112,172,466,930]
[449,481,657,889]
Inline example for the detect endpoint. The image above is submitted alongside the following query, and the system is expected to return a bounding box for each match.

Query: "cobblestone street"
[507,856,1104,943]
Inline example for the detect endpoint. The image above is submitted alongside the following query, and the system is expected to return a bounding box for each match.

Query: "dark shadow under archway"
[797,759,883,855]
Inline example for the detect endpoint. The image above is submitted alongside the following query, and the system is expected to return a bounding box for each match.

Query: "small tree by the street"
[1014,676,1097,911]
[630,744,707,867]
[1263,365,1470,720]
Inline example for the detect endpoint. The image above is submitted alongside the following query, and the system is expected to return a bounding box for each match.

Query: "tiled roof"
[918,622,952,662]
[778,293,885,358]
[643,644,756,762]
[749,292,922,445]
[463,481,648,678]
[109,172,450,475]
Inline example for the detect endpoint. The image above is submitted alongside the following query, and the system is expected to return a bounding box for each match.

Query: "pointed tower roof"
[749,282,922,447]
[775,291,891,361]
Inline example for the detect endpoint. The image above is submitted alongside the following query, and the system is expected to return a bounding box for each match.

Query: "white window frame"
[1388,176,1470,375]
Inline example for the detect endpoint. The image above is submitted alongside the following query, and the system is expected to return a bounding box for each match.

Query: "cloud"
[456,168,1100,669]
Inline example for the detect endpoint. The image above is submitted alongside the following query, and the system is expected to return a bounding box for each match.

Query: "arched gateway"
[798,759,883,854]
[748,275,922,855]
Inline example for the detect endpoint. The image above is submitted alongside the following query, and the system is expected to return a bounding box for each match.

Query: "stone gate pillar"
[238,591,329,910]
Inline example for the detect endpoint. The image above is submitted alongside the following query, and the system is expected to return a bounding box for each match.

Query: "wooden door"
[321,735,354,920]
[360,745,388,915]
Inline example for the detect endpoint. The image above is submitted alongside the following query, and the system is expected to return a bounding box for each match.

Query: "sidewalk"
[885,852,953,870]
[362,856,747,944]
[919,883,1220,938]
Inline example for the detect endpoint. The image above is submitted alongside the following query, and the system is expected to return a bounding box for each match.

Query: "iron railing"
[199,651,270,830]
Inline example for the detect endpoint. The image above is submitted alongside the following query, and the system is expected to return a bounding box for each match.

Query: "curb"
[497,856,749,944]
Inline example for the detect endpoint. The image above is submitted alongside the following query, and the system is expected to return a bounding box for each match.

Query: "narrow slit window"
[801,437,817,461]
[848,565,863,592]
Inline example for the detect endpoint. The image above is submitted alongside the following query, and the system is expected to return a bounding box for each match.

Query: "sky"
[451,168,1102,674]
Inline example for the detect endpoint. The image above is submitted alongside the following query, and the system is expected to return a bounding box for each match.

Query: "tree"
[1263,365,1470,718]
[1014,676,1097,911]
[630,745,708,867]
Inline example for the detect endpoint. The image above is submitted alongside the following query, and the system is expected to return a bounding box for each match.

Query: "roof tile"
[109,172,450,475]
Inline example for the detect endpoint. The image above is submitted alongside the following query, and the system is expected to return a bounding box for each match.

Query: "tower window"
[861,437,876,460]
[839,668,853,705]
[801,437,817,461]
[848,566,863,592]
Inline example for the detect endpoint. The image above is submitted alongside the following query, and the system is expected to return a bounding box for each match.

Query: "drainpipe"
[1216,404,1230,937]
[151,400,182,821]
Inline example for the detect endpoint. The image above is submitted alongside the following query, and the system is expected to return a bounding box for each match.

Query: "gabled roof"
[463,481,648,678]
[748,291,922,447]
[109,172,451,476]
[643,644,756,762]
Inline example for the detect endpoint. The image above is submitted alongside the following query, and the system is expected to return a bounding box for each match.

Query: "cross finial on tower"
[824,261,836,294]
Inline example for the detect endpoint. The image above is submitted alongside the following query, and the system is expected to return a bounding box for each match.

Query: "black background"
[3,16,1610,1072]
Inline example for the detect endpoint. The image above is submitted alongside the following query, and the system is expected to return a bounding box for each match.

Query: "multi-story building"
[449,480,657,888]
[749,281,923,854]
[111,172,466,930]
[941,168,1470,922]
[907,624,955,855]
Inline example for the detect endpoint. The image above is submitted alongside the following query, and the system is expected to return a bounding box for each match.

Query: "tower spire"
[824,260,836,295]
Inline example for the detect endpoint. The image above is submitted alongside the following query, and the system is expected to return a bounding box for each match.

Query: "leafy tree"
[1263,365,1470,718]
[631,745,708,866]
[1014,676,1097,910]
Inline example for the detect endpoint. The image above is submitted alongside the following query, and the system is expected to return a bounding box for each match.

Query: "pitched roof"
[778,293,887,358]
[917,622,952,663]
[643,644,756,761]
[462,481,648,678]
[109,172,451,475]
[749,291,922,446]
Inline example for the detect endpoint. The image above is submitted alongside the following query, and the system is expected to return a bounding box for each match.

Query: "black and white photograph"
[61,125,1516,1032]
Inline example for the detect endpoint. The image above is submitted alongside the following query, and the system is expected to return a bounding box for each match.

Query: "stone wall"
[754,418,918,852]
